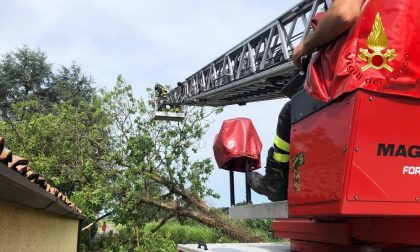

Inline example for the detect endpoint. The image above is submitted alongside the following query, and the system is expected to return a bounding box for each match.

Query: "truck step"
[229,201,288,220]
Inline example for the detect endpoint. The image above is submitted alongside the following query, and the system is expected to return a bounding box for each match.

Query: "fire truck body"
[162,0,420,250]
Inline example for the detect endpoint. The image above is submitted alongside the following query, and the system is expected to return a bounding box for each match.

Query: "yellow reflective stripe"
[274,135,290,152]
[273,152,289,163]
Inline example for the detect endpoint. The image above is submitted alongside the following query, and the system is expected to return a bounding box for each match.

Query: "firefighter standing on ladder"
[155,83,182,113]
[248,0,364,201]
[155,83,168,111]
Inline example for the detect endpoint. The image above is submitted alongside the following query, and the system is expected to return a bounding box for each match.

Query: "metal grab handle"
[197,242,208,250]
[230,168,235,206]
[244,159,252,205]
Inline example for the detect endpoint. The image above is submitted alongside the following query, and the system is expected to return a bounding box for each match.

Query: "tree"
[0,46,51,112]
[0,94,117,251]
[0,98,114,212]
[98,77,263,245]
[0,46,265,249]
[0,47,111,250]
[0,46,94,116]
[50,64,95,105]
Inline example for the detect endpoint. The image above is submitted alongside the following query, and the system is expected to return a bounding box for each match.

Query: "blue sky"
[1,0,299,207]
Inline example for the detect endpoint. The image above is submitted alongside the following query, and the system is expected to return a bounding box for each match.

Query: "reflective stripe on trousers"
[273,101,291,163]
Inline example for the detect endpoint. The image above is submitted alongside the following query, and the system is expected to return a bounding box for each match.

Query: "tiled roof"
[0,137,83,215]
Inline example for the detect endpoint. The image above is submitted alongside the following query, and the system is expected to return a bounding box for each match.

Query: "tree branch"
[150,213,175,233]
[139,196,263,243]
[151,174,210,213]
[81,211,114,231]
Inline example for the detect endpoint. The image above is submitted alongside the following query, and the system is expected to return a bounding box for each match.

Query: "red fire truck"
[156,0,420,251]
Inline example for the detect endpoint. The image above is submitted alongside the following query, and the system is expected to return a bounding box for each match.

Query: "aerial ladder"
[154,0,331,114]
[155,0,420,251]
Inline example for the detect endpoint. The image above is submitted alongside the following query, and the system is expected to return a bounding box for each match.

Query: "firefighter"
[248,0,364,201]
[155,83,168,111]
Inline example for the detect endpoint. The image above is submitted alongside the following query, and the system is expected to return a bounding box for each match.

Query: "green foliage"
[1,47,272,250]
[90,224,176,252]
[0,46,51,105]
[0,46,94,115]
[50,64,95,105]
[88,216,278,251]
[99,217,277,251]
[0,98,114,218]
[104,78,222,227]
[216,203,276,241]
[0,47,110,247]
[91,219,237,252]
[136,233,176,252]
[242,219,276,242]
[147,220,234,245]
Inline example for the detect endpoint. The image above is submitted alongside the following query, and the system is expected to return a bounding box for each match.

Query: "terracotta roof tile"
[52,188,60,197]
[37,176,45,183]
[9,155,29,171]
[0,148,13,164]
[36,176,47,188]
[26,170,39,180]
[47,186,58,196]
[0,137,81,215]
[15,164,29,174]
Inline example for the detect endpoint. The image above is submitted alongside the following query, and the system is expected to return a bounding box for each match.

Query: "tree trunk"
[82,211,113,231]
[141,197,263,243]
[179,208,263,242]
[151,213,175,233]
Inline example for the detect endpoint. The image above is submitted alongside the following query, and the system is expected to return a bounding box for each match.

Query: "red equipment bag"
[306,0,420,102]
[213,118,262,172]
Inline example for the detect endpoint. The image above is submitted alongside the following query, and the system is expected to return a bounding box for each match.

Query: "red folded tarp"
[213,118,262,172]
[306,0,420,102]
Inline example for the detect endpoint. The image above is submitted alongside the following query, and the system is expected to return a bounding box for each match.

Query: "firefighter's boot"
[247,147,289,201]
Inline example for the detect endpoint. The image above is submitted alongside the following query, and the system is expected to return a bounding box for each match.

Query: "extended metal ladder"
[167,0,331,107]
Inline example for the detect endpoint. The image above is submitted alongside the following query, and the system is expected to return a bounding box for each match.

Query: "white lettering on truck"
[402,166,420,175]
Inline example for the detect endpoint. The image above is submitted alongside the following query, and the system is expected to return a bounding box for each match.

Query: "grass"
[145,219,235,244]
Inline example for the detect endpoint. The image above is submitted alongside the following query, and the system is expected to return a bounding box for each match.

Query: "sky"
[0,0,300,207]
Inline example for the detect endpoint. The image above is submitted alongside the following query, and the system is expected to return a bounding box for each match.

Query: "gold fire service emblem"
[359,13,396,72]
